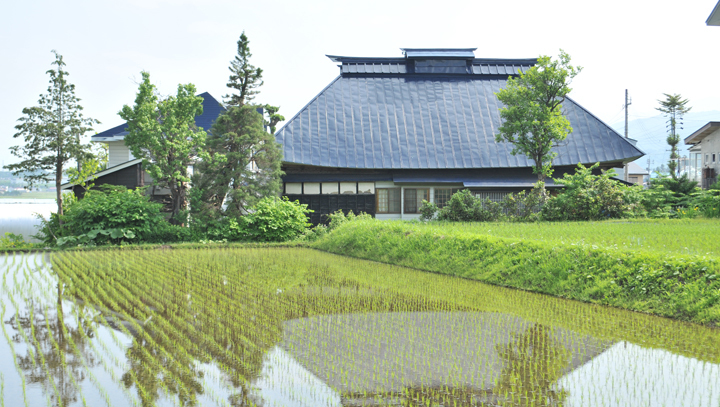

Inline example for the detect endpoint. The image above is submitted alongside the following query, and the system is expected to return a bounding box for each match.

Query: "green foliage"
[313,220,720,325]
[263,104,285,134]
[56,228,136,248]
[5,51,99,216]
[542,163,642,221]
[500,186,543,222]
[642,173,700,218]
[0,233,34,250]
[240,197,312,242]
[195,104,283,217]
[656,94,691,178]
[495,50,582,186]
[119,72,207,223]
[421,188,542,222]
[36,185,165,245]
[419,200,438,221]
[693,188,720,218]
[65,144,108,193]
[437,189,502,222]
[225,31,263,107]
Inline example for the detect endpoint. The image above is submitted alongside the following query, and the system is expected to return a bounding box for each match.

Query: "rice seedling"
[1,248,719,406]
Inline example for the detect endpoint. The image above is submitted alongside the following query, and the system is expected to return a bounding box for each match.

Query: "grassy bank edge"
[311,220,720,327]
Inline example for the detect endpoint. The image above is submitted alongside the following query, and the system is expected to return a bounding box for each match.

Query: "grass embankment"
[312,219,720,326]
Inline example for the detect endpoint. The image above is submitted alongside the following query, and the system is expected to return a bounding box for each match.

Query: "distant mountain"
[610,111,720,173]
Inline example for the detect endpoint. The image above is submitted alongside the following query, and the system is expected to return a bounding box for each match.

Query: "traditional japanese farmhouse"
[276,48,644,223]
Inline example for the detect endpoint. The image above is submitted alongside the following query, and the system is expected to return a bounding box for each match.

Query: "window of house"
[434,188,462,208]
[714,154,717,163]
[376,188,401,213]
[403,188,429,214]
[707,154,710,165]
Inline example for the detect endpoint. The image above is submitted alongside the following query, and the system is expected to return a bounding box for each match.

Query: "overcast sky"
[2,0,719,167]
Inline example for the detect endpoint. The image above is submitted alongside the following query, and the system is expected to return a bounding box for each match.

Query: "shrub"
[241,196,312,242]
[36,185,167,245]
[437,189,502,222]
[419,200,438,221]
[641,173,700,218]
[500,186,542,222]
[0,232,34,249]
[542,163,641,221]
[694,189,720,218]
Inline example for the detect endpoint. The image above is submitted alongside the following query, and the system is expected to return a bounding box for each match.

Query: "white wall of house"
[701,128,720,177]
[106,141,134,168]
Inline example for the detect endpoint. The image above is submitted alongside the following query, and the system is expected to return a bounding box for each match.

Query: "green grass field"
[414,219,720,257]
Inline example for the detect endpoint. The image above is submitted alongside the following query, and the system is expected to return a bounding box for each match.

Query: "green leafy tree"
[66,143,108,194]
[656,94,691,178]
[225,31,263,107]
[5,51,99,215]
[119,72,207,223]
[495,50,582,197]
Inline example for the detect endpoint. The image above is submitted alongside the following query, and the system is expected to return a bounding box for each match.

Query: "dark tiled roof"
[276,68,644,169]
[91,92,224,140]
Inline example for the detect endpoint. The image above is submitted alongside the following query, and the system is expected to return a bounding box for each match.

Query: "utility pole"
[624,89,632,182]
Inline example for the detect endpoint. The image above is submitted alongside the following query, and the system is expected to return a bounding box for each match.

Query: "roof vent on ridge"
[401,48,477,59]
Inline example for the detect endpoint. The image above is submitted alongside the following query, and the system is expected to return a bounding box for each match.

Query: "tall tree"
[495,50,582,197]
[119,72,207,223]
[194,32,284,220]
[199,105,283,217]
[5,51,98,215]
[656,93,691,178]
[225,32,264,107]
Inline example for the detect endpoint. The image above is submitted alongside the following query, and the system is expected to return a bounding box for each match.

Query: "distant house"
[685,121,720,188]
[275,48,644,223]
[61,92,225,198]
[627,162,650,186]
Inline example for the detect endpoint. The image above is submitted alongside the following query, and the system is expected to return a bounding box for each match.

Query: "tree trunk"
[56,161,64,217]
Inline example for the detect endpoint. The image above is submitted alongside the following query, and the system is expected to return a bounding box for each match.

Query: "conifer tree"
[193,31,284,219]
[225,32,263,107]
[656,93,691,179]
[5,51,98,216]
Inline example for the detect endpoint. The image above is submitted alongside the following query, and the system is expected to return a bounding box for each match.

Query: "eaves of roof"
[60,159,142,190]
[684,121,720,145]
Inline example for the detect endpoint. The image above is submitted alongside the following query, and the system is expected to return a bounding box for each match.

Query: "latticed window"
[403,188,429,213]
[434,188,462,208]
[376,188,401,213]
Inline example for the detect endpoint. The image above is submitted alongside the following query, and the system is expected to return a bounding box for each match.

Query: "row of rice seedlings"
[31,258,147,407]
[1,254,64,407]
[54,252,282,404]
[0,299,30,407]
[52,253,199,406]
[2,252,130,407]
[45,247,720,406]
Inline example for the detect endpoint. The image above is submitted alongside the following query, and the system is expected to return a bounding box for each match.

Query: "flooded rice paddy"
[1,248,719,406]
[0,199,56,242]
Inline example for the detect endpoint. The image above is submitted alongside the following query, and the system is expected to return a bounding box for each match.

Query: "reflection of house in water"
[278,312,614,406]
